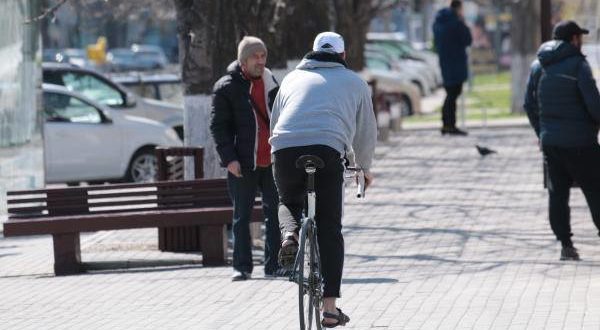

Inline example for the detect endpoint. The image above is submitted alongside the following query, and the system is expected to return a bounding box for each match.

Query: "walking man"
[270,32,377,327]
[433,0,472,135]
[210,36,281,280]
[524,20,600,260]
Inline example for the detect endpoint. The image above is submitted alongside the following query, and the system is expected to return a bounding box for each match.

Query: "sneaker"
[278,233,299,268]
[231,270,252,281]
[560,246,580,261]
[441,127,468,136]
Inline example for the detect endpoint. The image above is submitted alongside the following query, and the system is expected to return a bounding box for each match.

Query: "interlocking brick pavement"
[2,126,600,329]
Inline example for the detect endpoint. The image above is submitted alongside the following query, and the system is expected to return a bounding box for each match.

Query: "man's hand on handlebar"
[364,172,374,189]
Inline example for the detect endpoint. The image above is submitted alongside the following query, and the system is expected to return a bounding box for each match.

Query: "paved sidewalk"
[2,126,600,329]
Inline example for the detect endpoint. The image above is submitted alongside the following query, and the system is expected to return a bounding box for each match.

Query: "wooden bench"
[3,179,262,275]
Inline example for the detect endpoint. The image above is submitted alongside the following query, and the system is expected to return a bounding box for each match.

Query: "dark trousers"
[442,84,463,128]
[543,144,600,244]
[273,145,345,298]
[227,165,280,274]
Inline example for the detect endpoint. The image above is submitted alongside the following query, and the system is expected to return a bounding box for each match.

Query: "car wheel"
[126,148,157,183]
[412,80,426,97]
[400,95,413,117]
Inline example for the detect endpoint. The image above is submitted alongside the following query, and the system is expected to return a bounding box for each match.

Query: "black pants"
[273,145,345,298]
[543,144,600,244]
[227,166,280,274]
[442,84,463,128]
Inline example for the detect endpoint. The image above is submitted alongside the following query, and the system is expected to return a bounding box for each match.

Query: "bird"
[476,144,497,157]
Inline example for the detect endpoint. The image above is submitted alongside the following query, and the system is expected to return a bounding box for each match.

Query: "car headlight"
[164,128,181,143]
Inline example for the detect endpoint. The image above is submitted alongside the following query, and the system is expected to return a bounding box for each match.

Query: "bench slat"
[4,206,263,236]
[7,187,230,205]
[6,179,227,195]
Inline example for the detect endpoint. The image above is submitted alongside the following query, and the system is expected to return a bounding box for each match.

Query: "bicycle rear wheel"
[309,226,323,330]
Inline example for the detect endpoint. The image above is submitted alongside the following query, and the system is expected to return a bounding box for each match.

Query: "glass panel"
[44,92,102,124]
[61,72,124,106]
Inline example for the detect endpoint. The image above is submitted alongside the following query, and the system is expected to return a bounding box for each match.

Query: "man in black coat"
[210,36,281,280]
[524,20,600,261]
[433,0,472,135]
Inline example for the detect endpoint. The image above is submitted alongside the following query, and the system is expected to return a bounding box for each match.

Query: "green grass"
[404,71,525,124]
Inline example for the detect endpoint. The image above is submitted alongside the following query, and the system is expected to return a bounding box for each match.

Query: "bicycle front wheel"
[296,219,323,330]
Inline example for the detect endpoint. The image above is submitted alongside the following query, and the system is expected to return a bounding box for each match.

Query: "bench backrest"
[7,179,232,219]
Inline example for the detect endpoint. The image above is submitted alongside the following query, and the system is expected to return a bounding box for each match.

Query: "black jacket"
[524,40,600,147]
[210,61,279,169]
[432,8,472,86]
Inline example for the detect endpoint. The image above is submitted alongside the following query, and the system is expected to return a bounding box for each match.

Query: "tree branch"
[25,0,69,24]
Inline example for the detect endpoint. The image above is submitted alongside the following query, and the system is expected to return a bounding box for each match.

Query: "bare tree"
[510,0,540,113]
[331,0,402,70]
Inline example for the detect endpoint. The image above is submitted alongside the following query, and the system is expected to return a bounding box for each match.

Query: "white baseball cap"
[312,32,345,54]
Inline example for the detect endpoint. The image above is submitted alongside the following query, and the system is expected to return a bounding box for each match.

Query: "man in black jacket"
[210,36,281,280]
[524,20,600,261]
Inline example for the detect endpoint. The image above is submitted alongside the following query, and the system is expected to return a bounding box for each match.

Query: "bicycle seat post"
[305,164,317,220]
[305,165,316,192]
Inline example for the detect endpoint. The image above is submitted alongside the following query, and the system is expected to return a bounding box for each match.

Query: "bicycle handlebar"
[345,167,366,198]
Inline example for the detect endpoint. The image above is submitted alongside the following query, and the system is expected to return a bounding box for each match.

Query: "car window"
[366,57,391,71]
[126,84,155,99]
[43,92,103,124]
[61,72,124,107]
[158,83,183,105]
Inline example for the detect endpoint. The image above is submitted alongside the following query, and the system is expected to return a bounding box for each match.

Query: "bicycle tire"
[296,218,308,330]
[309,227,323,330]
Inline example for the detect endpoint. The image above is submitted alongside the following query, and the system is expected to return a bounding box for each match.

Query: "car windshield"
[61,72,124,107]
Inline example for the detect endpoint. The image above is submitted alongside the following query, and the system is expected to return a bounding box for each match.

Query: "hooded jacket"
[210,61,279,169]
[432,7,472,86]
[269,52,377,172]
[524,40,600,147]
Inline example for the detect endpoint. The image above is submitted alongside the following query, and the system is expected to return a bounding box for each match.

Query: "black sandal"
[278,234,298,268]
[321,308,350,328]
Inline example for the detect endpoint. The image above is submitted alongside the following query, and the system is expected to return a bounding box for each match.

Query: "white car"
[42,84,182,184]
[42,63,184,140]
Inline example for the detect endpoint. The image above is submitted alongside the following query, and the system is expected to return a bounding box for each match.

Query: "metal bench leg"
[200,225,227,266]
[52,233,84,275]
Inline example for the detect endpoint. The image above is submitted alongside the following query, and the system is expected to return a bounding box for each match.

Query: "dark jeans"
[442,84,463,128]
[273,145,345,298]
[543,144,600,244]
[227,165,280,274]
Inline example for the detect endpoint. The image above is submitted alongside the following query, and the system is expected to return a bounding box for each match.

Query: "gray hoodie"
[270,57,377,171]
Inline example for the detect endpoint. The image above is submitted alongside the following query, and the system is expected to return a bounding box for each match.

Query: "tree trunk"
[174,0,223,178]
[510,0,540,114]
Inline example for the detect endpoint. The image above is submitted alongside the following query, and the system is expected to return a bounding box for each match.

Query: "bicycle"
[289,155,365,330]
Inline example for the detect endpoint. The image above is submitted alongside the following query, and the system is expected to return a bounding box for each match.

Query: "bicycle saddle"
[295,155,325,169]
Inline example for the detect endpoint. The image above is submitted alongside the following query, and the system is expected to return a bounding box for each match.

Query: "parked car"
[43,48,95,69]
[42,62,184,140]
[367,33,442,86]
[42,83,182,184]
[107,44,169,72]
[109,73,183,105]
[366,43,439,93]
[365,51,432,97]
[360,59,422,117]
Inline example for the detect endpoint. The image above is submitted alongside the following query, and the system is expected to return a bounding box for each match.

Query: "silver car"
[42,62,184,140]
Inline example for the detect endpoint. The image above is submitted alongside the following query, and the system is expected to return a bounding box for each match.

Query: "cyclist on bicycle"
[270,31,377,328]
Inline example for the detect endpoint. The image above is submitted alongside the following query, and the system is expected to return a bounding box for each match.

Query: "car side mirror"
[125,92,137,108]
